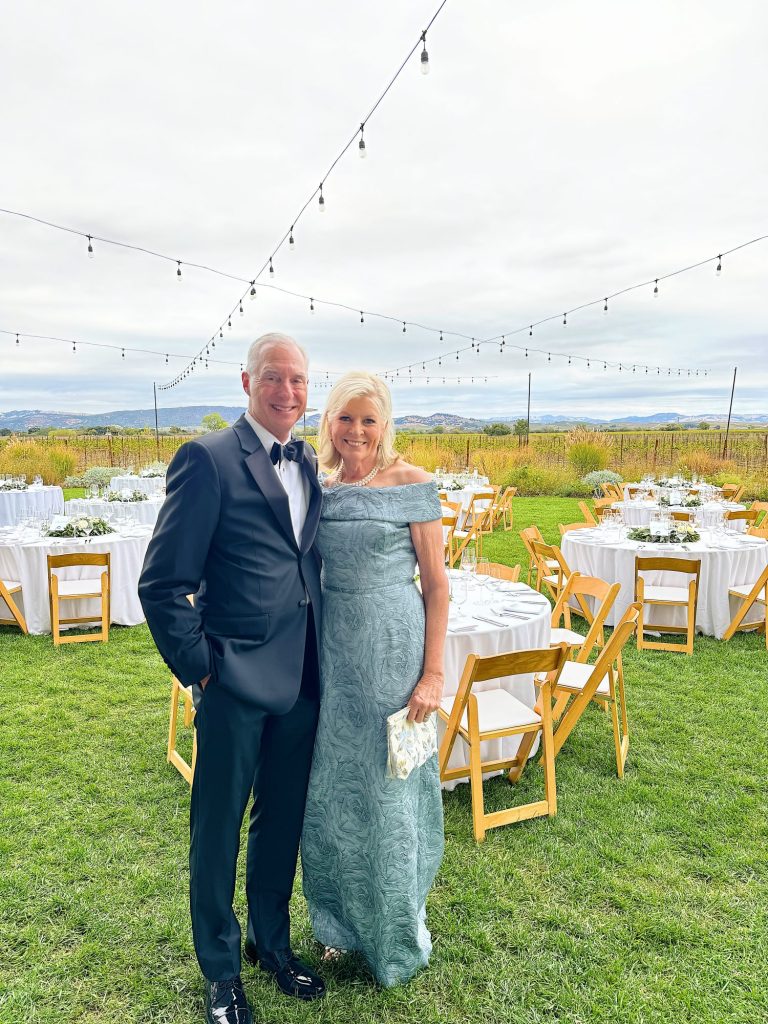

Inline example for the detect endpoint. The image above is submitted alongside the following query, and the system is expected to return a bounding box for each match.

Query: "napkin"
[447,617,477,633]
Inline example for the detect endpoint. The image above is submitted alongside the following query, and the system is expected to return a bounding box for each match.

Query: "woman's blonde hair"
[318,371,398,473]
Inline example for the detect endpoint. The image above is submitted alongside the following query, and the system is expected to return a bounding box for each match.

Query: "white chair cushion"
[440,689,540,733]
[729,583,766,604]
[550,627,586,647]
[554,660,610,697]
[1,579,22,592]
[544,558,559,569]
[54,577,106,597]
[453,530,469,540]
[541,573,562,586]
[641,585,690,604]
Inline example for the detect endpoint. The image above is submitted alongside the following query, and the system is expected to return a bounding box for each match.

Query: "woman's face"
[330,395,385,463]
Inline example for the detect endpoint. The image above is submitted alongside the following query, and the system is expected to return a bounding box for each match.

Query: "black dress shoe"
[244,943,325,1000]
[205,975,252,1024]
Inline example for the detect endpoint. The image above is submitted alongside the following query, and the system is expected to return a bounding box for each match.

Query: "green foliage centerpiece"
[46,517,114,538]
[627,524,700,544]
[104,490,148,502]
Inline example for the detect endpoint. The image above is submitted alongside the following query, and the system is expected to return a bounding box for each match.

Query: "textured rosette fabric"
[301,482,445,987]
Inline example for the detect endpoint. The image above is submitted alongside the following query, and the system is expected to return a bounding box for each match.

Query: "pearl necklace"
[338,464,380,487]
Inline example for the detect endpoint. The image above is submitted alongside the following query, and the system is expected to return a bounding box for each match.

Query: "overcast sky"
[1,0,766,420]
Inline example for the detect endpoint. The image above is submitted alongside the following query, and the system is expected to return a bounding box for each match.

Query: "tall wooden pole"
[526,372,531,445]
[722,366,737,459]
[153,382,160,461]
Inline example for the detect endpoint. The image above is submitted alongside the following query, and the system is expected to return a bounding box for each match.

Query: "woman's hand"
[407,671,444,723]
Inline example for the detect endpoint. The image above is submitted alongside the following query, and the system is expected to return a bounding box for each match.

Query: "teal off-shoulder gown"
[301,481,445,987]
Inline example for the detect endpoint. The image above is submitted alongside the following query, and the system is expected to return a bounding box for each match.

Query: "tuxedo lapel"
[300,444,323,553]
[233,416,297,550]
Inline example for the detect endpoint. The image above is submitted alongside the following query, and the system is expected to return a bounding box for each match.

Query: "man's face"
[242,343,308,441]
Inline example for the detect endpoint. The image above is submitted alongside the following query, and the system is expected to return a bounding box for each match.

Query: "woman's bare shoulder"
[381,460,432,486]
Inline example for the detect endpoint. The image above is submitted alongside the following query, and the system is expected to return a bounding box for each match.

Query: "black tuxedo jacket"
[138,415,322,713]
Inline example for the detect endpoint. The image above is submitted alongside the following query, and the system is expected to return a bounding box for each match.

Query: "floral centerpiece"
[46,517,114,538]
[659,495,702,508]
[627,524,700,544]
[104,490,148,502]
[140,461,167,478]
[0,481,28,491]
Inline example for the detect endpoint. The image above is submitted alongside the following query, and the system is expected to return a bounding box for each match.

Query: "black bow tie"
[270,440,303,466]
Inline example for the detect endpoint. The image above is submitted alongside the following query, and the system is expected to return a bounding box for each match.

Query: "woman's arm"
[407,518,450,722]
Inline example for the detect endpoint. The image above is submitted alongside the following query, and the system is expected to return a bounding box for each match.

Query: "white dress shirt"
[245,412,309,547]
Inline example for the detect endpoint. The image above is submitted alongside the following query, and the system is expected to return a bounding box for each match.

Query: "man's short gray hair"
[245,333,309,376]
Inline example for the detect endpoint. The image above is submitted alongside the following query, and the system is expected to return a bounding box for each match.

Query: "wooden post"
[722,366,737,459]
[526,372,531,446]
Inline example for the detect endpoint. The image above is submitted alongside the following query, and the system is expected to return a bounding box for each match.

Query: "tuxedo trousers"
[189,610,320,981]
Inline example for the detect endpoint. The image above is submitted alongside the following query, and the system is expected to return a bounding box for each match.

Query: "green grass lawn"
[2,498,767,1023]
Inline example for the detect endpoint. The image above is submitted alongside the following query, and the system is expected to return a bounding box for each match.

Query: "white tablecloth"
[66,497,164,526]
[441,572,551,788]
[0,486,64,526]
[441,485,494,513]
[0,527,152,634]
[613,500,746,531]
[109,475,165,496]
[561,527,768,638]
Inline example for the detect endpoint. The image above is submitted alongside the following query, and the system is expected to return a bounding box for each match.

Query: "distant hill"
[1,407,767,432]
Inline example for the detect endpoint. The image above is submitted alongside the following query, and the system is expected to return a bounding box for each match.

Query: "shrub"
[82,466,116,488]
[64,475,85,488]
[582,470,623,493]
[0,441,76,484]
[677,449,738,479]
[502,465,592,497]
[565,426,611,476]
[46,446,77,482]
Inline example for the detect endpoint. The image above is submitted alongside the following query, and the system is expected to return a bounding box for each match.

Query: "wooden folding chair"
[559,522,596,535]
[635,556,700,654]
[543,604,640,778]
[750,500,768,525]
[438,644,569,842]
[671,510,694,523]
[476,561,521,582]
[462,489,497,534]
[578,501,597,525]
[747,525,768,539]
[593,497,615,521]
[530,539,572,602]
[722,563,768,649]
[520,526,545,586]
[549,572,621,656]
[450,508,492,567]
[167,594,198,784]
[0,579,28,633]
[47,552,110,645]
[494,486,517,531]
[626,486,642,499]
[725,509,760,528]
[721,483,744,502]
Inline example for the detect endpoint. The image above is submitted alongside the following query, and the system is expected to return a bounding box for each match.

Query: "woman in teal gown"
[301,372,449,988]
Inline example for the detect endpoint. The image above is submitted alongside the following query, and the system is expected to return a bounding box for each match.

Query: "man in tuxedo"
[139,333,325,1024]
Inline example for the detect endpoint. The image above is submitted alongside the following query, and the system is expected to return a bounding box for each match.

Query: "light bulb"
[716,256,722,275]
[653,279,659,297]
[239,303,244,317]
[289,229,295,249]
[250,282,257,300]
[177,261,182,282]
[359,137,366,159]
[603,299,608,314]
[310,298,315,314]
[420,46,429,74]
[87,236,94,259]
[269,258,274,277]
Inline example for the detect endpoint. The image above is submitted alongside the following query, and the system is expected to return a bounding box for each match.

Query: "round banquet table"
[0,485,64,526]
[441,571,552,789]
[441,484,494,513]
[66,496,164,527]
[109,474,165,496]
[561,526,768,638]
[612,499,746,531]
[0,525,153,634]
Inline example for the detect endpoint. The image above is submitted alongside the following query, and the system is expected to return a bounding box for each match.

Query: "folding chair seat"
[578,501,597,525]
[439,644,569,842]
[541,604,640,778]
[0,579,28,633]
[722,564,768,649]
[47,552,111,645]
[635,556,700,655]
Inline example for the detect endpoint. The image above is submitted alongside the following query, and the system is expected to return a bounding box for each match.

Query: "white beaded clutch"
[386,707,438,780]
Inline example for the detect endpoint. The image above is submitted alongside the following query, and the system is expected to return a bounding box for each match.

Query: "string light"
[716,255,722,275]
[289,227,295,249]
[402,322,407,333]
[15,333,19,345]
[177,261,182,282]
[310,298,315,313]
[87,235,94,259]
[654,279,659,297]
[420,31,429,74]
[318,183,325,213]
[360,311,365,323]
[121,348,125,359]
[269,258,275,277]
[563,313,567,326]
[603,298,608,314]
[249,281,257,300]
[239,302,244,317]
[358,124,366,159]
